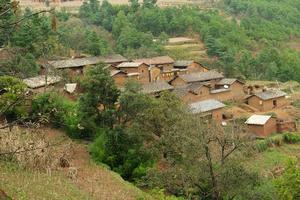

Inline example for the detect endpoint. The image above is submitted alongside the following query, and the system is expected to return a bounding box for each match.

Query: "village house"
[43,54,128,76]
[244,90,287,111]
[116,62,150,84]
[190,99,226,122]
[170,71,224,87]
[173,82,211,103]
[134,56,177,81]
[209,88,232,102]
[245,115,277,138]
[215,78,245,100]
[142,81,174,97]
[23,75,61,93]
[110,70,129,88]
[173,60,209,73]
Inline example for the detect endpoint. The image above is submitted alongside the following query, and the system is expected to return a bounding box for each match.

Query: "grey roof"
[249,90,286,100]
[245,115,272,125]
[142,81,174,94]
[134,56,174,65]
[190,99,226,114]
[178,71,224,83]
[173,82,209,97]
[216,78,244,86]
[48,54,127,69]
[174,60,194,67]
[173,60,208,69]
[110,70,126,76]
[117,62,146,68]
[210,88,231,94]
[23,75,61,89]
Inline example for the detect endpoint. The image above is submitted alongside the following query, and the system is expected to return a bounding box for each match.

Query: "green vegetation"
[0,162,91,200]
[3,0,300,199]
[0,76,27,121]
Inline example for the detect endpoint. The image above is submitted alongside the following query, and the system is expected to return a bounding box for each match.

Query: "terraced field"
[164,37,209,62]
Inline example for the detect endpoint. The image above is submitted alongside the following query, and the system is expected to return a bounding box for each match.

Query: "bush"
[31,92,82,138]
[256,135,283,152]
[89,127,154,181]
[0,76,27,121]
[283,133,300,144]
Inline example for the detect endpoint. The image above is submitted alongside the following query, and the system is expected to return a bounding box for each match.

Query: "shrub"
[31,92,82,138]
[0,76,27,121]
[283,133,300,144]
[256,135,283,152]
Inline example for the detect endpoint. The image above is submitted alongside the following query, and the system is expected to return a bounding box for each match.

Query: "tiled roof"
[23,75,61,89]
[117,62,145,68]
[245,115,272,125]
[173,82,209,97]
[190,99,226,114]
[174,60,194,67]
[178,71,224,83]
[250,90,286,100]
[210,88,231,94]
[134,56,174,65]
[110,70,126,76]
[216,78,244,85]
[48,54,127,69]
[142,81,174,94]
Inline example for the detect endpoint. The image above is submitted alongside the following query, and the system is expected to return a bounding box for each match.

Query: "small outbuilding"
[172,82,211,103]
[170,71,224,87]
[245,115,277,138]
[23,75,61,92]
[142,81,174,97]
[116,62,150,84]
[216,78,245,100]
[245,90,287,111]
[110,70,128,87]
[190,99,226,122]
[174,60,209,73]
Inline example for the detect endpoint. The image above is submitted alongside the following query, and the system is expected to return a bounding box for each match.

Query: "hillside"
[0,128,152,200]
[2,0,300,199]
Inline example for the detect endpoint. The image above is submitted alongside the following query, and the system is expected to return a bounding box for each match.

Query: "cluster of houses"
[22,54,296,138]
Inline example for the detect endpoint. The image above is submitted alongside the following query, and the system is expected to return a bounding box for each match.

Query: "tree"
[274,160,300,200]
[79,0,101,25]
[0,76,27,121]
[90,80,155,180]
[0,50,39,78]
[144,114,262,199]
[112,11,131,39]
[79,63,120,133]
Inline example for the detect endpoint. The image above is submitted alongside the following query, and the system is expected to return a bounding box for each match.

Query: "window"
[273,100,277,108]
[259,100,263,105]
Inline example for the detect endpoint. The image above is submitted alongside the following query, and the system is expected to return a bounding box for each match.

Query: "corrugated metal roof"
[190,99,225,114]
[23,75,61,89]
[178,71,224,83]
[142,81,174,94]
[245,115,272,125]
[134,56,174,65]
[48,54,127,69]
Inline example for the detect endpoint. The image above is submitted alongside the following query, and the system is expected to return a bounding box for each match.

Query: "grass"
[0,161,91,200]
[248,142,300,176]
